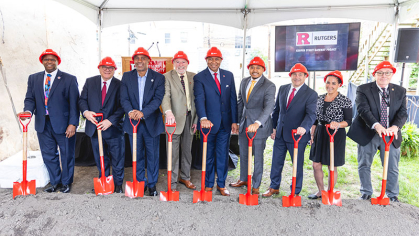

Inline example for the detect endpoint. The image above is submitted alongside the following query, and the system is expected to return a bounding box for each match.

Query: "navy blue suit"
[79,75,125,185]
[24,69,79,186]
[194,68,238,188]
[270,83,317,194]
[120,69,165,188]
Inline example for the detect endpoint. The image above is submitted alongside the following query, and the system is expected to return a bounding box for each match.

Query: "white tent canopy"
[55,0,419,29]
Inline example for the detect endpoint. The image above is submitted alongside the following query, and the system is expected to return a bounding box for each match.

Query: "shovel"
[125,119,145,198]
[239,128,259,206]
[13,114,36,199]
[371,134,394,206]
[282,129,302,207]
[160,122,180,201]
[322,124,342,206]
[193,126,213,203]
[93,113,114,195]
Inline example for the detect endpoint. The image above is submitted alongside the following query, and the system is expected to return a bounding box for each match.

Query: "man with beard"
[18,49,79,193]
[120,47,165,196]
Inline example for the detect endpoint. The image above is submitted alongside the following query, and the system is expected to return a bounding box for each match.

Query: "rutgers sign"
[296,31,338,46]
[130,60,167,74]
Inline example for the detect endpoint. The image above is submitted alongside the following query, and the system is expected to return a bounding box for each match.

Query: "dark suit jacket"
[238,75,276,139]
[78,75,124,138]
[24,70,79,134]
[194,68,238,133]
[120,69,165,137]
[347,82,407,148]
[271,83,317,143]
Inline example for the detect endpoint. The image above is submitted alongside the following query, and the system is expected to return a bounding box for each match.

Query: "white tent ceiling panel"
[399,0,419,23]
[54,0,98,24]
[102,0,246,9]
[247,6,396,28]
[102,9,244,29]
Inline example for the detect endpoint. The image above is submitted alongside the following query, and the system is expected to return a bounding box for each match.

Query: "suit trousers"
[357,134,400,198]
[270,132,307,194]
[128,121,160,188]
[166,113,193,189]
[202,125,231,188]
[91,133,125,185]
[238,132,267,189]
[37,118,76,186]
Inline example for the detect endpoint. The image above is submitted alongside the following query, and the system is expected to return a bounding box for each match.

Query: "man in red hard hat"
[194,47,238,196]
[120,47,165,196]
[262,63,317,197]
[18,49,79,193]
[229,57,276,195]
[348,61,407,202]
[161,51,197,191]
[79,57,125,193]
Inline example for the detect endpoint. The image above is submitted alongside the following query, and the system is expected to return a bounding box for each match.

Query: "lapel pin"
[57,76,61,80]
[392,88,394,91]
[226,85,229,87]
[151,79,154,82]
[223,75,225,77]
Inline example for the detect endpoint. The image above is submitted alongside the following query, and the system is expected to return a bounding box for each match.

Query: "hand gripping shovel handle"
[93,113,105,176]
[18,114,32,132]
[18,114,32,161]
[129,119,140,163]
[325,124,338,170]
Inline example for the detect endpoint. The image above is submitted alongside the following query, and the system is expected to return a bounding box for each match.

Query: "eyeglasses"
[375,71,393,76]
[101,66,115,71]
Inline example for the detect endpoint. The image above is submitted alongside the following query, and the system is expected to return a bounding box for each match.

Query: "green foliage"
[401,122,419,159]
[409,63,418,89]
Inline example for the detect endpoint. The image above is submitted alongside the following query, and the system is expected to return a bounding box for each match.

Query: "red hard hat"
[172,51,189,64]
[247,57,266,71]
[324,70,343,87]
[289,63,308,77]
[205,47,223,60]
[372,61,396,76]
[132,47,152,61]
[39,49,61,65]
[98,57,117,70]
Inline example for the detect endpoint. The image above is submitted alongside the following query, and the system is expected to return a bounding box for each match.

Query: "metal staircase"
[349,22,392,84]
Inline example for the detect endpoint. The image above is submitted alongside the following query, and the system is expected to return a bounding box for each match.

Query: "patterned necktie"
[286,88,296,109]
[180,75,186,94]
[214,72,221,94]
[380,88,388,128]
[247,80,256,102]
[102,81,107,107]
[44,73,52,115]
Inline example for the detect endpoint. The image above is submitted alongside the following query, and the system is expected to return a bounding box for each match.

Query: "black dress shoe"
[115,185,123,193]
[308,194,321,199]
[44,184,62,193]
[144,185,148,192]
[148,186,157,196]
[359,194,371,200]
[60,184,71,193]
[390,196,400,202]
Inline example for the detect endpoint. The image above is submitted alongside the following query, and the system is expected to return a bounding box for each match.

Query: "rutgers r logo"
[297,33,310,45]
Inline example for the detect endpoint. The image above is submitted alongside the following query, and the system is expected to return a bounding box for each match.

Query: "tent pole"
[241,8,250,79]
[389,2,400,64]
[98,9,102,61]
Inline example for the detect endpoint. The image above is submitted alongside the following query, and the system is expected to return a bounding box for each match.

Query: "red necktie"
[102,81,107,106]
[214,72,221,94]
[286,88,296,109]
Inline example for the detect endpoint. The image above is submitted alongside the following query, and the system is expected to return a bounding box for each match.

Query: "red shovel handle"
[325,124,338,142]
[165,123,176,142]
[18,114,32,132]
[245,128,257,146]
[200,126,211,142]
[93,113,103,129]
[130,118,140,133]
[382,134,394,152]
[292,129,302,148]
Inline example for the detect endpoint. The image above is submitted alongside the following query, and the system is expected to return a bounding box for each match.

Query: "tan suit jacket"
[162,70,197,135]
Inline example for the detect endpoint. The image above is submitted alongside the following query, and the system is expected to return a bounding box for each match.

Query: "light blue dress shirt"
[137,70,148,111]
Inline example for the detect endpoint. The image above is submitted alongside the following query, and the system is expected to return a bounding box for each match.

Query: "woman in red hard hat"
[308,70,353,199]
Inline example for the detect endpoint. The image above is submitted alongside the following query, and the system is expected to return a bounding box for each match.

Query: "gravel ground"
[1,167,419,236]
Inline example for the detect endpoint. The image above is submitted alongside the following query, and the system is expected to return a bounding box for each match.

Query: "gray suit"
[162,70,197,189]
[237,75,276,188]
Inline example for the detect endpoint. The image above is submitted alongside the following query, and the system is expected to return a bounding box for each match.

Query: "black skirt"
[309,124,347,166]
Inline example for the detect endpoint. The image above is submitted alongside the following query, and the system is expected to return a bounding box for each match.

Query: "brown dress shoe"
[179,179,197,190]
[229,180,248,187]
[262,188,279,198]
[205,187,213,191]
[217,186,230,196]
[252,188,260,195]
